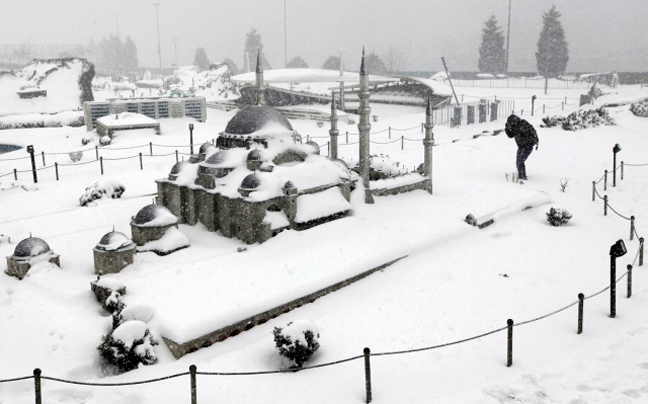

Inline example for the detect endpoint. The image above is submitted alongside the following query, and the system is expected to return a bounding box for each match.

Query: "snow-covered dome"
[283,180,295,189]
[203,150,228,166]
[133,204,178,227]
[198,142,213,154]
[247,149,264,162]
[240,173,261,190]
[224,105,293,135]
[13,237,51,258]
[305,140,320,154]
[95,231,135,252]
[169,161,189,176]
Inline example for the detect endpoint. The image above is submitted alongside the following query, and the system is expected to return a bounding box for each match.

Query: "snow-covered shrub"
[99,136,111,146]
[82,137,93,146]
[540,107,615,131]
[630,99,648,118]
[79,180,125,206]
[105,290,125,315]
[546,207,572,227]
[272,320,320,369]
[97,320,158,373]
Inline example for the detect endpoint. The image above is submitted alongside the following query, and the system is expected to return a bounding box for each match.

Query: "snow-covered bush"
[546,207,572,227]
[540,107,616,131]
[79,180,125,206]
[272,320,320,369]
[99,136,111,146]
[97,320,158,373]
[630,99,648,118]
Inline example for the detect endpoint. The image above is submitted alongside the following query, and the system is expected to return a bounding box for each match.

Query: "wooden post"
[630,216,635,241]
[363,347,372,403]
[34,368,42,404]
[190,365,197,404]
[640,238,644,267]
[100,156,104,175]
[610,255,617,318]
[506,319,514,367]
[621,161,624,180]
[577,293,584,334]
[13,168,17,181]
[592,181,596,202]
[604,170,608,191]
[627,264,633,298]
[150,142,153,156]
[41,151,46,167]
[95,145,99,160]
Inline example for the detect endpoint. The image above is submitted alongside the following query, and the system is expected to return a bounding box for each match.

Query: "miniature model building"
[6,237,60,280]
[93,231,136,274]
[156,104,354,244]
[130,204,190,255]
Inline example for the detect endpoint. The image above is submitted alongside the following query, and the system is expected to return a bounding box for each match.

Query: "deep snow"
[1,80,648,403]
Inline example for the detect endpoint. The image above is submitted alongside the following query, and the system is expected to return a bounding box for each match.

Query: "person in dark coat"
[505,114,539,180]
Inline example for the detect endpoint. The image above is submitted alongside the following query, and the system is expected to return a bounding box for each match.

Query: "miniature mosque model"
[155,50,435,244]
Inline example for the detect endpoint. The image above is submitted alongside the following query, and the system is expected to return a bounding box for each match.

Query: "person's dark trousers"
[516,145,534,179]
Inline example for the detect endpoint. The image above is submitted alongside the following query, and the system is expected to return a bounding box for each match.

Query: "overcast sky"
[3,0,647,73]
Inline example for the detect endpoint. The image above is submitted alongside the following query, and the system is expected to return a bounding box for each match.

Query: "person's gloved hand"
[535,143,539,151]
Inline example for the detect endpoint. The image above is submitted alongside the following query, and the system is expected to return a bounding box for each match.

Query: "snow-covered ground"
[1,83,648,403]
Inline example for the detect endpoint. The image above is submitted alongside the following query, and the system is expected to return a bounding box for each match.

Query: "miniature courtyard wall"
[162,255,406,358]
[370,177,432,197]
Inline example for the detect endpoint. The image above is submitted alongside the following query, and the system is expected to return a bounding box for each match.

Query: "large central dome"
[224,105,293,135]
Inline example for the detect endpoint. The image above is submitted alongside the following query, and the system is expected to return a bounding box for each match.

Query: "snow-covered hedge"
[540,107,616,131]
[0,111,84,130]
[272,320,320,369]
[630,99,648,118]
[97,320,158,373]
[546,207,572,227]
[79,180,125,207]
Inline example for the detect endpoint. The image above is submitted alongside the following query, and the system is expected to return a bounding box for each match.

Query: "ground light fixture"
[609,239,627,318]
[613,143,622,187]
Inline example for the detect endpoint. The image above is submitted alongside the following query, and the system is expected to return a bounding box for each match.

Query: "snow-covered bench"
[96,112,161,137]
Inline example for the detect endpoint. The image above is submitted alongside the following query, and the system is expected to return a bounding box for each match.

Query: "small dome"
[13,237,51,258]
[240,173,261,190]
[133,204,178,226]
[247,149,264,162]
[169,161,189,176]
[224,105,293,135]
[306,140,320,154]
[198,142,213,154]
[283,180,295,189]
[203,150,228,166]
[96,231,134,251]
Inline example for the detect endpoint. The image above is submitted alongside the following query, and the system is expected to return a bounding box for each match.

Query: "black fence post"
[13,168,17,181]
[640,238,644,267]
[55,162,59,181]
[577,293,584,334]
[27,145,38,183]
[604,195,608,216]
[190,364,197,404]
[630,216,635,241]
[592,181,596,202]
[95,145,99,160]
[621,161,624,180]
[610,254,617,318]
[34,368,42,404]
[531,95,537,116]
[604,170,608,191]
[100,156,104,175]
[139,153,143,170]
[149,142,153,156]
[627,264,633,298]
[506,319,514,367]
[364,347,372,403]
[41,151,46,167]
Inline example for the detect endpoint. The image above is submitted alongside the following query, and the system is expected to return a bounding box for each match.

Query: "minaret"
[255,50,264,105]
[423,98,435,194]
[338,51,345,111]
[329,92,339,160]
[357,48,374,204]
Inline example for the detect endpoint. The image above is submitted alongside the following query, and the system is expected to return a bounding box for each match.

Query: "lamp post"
[26,145,37,184]
[613,143,622,187]
[153,3,162,71]
[283,0,288,68]
[506,0,512,73]
[609,239,627,318]
[173,38,178,68]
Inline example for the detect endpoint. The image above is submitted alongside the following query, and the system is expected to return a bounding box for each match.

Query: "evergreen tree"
[321,55,341,70]
[222,58,239,75]
[94,35,138,76]
[286,56,308,69]
[194,48,210,71]
[122,36,138,72]
[243,29,271,72]
[365,52,387,75]
[478,15,506,74]
[536,6,569,79]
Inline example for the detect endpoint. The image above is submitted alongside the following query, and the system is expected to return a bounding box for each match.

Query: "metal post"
[34,368,42,404]
[13,168,17,181]
[613,150,617,187]
[630,216,635,241]
[363,347,372,403]
[604,170,608,191]
[401,136,404,150]
[531,95,536,116]
[577,293,584,334]
[592,181,596,202]
[389,126,391,139]
[139,153,143,170]
[55,162,59,181]
[41,151,45,167]
[100,156,104,175]
[175,150,179,163]
[610,255,617,318]
[506,319,514,367]
[621,161,624,180]
[189,124,194,155]
[627,264,633,298]
[27,145,38,183]
[150,142,153,156]
[604,195,608,216]
[95,145,99,160]
[640,238,644,266]
[190,365,197,404]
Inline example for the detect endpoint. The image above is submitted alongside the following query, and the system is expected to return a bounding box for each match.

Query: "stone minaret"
[357,48,374,204]
[423,98,435,194]
[338,51,345,111]
[255,50,264,105]
[329,92,339,160]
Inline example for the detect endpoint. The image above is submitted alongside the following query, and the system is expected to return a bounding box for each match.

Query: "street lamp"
[506,0,512,73]
[283,0,288,68]
[613,143,622,187]
[153,3,162,71]
[173,38,178,68]
[609,239,627,318]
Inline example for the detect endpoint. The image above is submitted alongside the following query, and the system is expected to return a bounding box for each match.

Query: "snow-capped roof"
[132,204,178,227]
[12,237,51,258]
[96,112,158,126]
[231,68,395,85]
[224,105,294,135]
[294,187,352,223]
[95,231,134,252]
